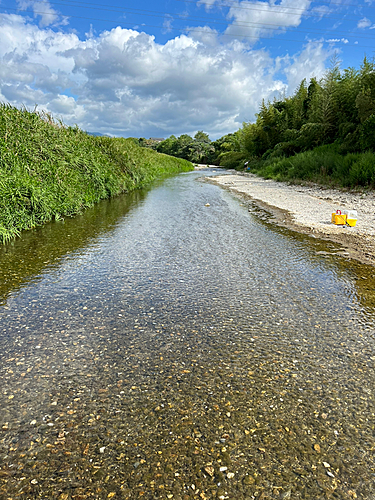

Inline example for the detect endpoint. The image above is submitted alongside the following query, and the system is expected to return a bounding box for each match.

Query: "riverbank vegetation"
[150,57,375,189]
[0,104,192,243]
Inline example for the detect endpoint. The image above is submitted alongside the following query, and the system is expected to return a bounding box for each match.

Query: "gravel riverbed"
[1,169,375,499]
[206,172,375,267]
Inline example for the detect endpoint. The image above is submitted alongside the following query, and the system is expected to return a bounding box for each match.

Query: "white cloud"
[310,5,331,20]
[162,15,174,34]
[197,0,219,11]
[185,25,219,46]
[280,41,331,91]
[357,17,372,29]
[326,38,348,44]
[0,13,331,138]
[17,0,68,27]
[224,0,312,43]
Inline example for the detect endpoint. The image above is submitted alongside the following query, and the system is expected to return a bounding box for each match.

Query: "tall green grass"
[0,104,192,243]
[253,143,375,189]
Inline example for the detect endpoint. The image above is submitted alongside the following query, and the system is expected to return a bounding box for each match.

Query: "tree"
[194,131,211,143]
[156,136,178,156]
[188,131,213,163]
[356,88,375,123]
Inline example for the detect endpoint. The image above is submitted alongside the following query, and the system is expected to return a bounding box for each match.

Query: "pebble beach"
[206,172,375,267]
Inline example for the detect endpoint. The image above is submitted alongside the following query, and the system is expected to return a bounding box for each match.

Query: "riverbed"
[0,169,375,499]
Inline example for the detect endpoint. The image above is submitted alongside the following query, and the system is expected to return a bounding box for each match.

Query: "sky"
[0,0,374,139]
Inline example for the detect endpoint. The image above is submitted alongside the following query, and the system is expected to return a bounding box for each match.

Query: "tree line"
[141,57,375,187]
[139,131,215,164]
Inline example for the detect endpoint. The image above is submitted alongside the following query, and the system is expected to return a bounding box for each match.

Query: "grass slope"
[0,104,192,243]
[250,144,375,190]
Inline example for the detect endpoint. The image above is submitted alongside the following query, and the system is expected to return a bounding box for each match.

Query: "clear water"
[1,170,375,499]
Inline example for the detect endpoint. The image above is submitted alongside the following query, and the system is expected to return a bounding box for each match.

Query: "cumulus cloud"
[185,25,219,45]
[0,12,331,138]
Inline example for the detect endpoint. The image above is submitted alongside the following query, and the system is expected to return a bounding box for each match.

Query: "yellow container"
[346,218,357,227]
[334,213,347,225]
[331,212,336,223]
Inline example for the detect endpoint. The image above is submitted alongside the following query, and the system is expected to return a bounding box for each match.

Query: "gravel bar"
[207,172,375,267]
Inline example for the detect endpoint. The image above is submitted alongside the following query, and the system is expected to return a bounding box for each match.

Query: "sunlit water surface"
[1,170,375,500]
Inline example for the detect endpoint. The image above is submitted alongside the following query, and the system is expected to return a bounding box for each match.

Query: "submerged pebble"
[0,171,375,499]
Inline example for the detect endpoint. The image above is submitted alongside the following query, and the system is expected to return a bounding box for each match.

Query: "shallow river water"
[1,170,375,500]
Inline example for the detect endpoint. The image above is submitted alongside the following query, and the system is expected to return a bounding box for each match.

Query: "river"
[0,169,375,499]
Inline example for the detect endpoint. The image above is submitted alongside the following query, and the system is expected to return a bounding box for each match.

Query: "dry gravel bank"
[207,172,375,267]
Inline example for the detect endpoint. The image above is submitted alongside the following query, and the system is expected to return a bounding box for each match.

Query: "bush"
[254,142,375,188]
[347,152,375,187]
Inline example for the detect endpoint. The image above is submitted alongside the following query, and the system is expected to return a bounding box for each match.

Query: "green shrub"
[254,142,375,188]
[347,152,375,187]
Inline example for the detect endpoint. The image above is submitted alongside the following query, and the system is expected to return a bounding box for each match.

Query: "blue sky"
[0,0,374,139]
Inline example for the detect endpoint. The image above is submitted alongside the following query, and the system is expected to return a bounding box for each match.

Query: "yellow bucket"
[346,218,357,227]
[334,213,347,225]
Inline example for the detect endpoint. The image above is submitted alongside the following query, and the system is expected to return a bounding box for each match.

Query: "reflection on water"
[0,190,147,305]
[0,170,375,499]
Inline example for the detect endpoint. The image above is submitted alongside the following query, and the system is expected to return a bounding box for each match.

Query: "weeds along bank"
[0,104,193,243]
[250,143,375,189]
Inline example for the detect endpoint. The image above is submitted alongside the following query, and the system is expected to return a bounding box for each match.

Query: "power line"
[308,0,375,11]
[7,0,372,24]
[174,0,374,22]
[45,0,375,39]
[1,5,373,48]
[2,0,374,41]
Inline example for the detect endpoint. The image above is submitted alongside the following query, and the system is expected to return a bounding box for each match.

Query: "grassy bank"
[249,144,375,190]
[0,104,193,243]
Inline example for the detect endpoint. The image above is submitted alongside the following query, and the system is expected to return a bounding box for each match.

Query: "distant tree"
[335,67,360,126]
[155,132,214,163]
[156,135,178,156]
[176,134,194,159]
[194,131,211,143]
[189,135,214,163]
[303,78,320,121]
